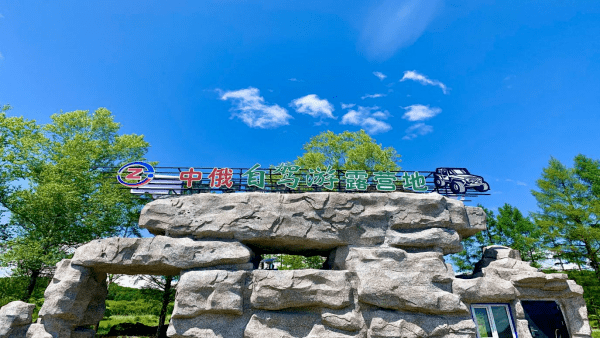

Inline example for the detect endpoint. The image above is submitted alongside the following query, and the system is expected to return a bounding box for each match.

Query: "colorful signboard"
[116,162,490,195]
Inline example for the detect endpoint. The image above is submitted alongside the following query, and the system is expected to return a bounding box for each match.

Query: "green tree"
[451,204,545,273]
[295,130,401,171]
[532,155,600,277]
[0,108,149,301]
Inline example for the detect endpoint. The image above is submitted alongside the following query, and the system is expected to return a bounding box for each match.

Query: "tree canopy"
[531,155,600,276]
[294,130,401,171]
[0,107,149,300]
[451,204,545,273]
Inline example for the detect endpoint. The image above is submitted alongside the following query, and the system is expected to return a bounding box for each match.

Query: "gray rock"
[364,310,476,338]
[385,228,462,254]
[321,307,366,332]
[482,245,521,260]
[244,312,320,338]
[168,313,251,338]
[452,277,518,302]
[173,270,246,318]
[0,301,35,336]
[72,236,252,275]
[5,323,52,338]
[38,317,72,338]
[251,270,353,310]
[38,260,96,323]
[514,319,533,338]
[139,193,484,253]
[333,247,467,315]
[463,206,487,237]
[559,297,592,337]
[306,324,367,338]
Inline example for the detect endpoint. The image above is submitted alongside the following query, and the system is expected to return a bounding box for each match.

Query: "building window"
[471,304,518,338]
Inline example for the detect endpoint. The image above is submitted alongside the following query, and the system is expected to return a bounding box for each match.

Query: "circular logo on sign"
[116,162,155,187]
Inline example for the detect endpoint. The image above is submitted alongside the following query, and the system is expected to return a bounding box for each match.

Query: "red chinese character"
[208,167,234,188]
[180,168,203,188]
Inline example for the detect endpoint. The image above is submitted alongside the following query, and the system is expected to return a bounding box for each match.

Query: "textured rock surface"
[251,270,353,310]
[364,310,476,338]
[9,193,592,338]
[173,270,246,317]
[385,228,462,254]
[139,192,484,253]
[72,236,252,275]
[4,323,53,338]
[452,277,517,302]
[168,313,252,338]
[321,308,365,332]
[0,301,35,336]
[244,312,321,338]
[333,247,466,315]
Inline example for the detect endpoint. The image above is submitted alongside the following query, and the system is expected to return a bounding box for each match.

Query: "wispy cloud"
[0,52,4,60]
[402,104,441,121]
[359,0,442,60]
[402,123,433,140]
[400,70,448,94]
[341,103,356,109]
[373,71,387,80]
[361,93,386,100]
[290,94,335,119]
[288,78,304,82]
[341,106,391,134]
[220,87,292,128]
[506,178,527,186]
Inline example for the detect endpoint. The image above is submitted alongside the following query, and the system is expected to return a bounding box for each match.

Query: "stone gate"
[0,192,593,337]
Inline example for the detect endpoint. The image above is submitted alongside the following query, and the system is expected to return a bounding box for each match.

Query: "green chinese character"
[243,163,265,189]
[400,171,428,192]
[306,166,339,190]
[373,171,398,191]
[274,163,301,189]
[345,170,368,190]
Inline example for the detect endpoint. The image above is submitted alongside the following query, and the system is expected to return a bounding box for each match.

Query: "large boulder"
[385,228,462,254]
[71,236,252,275]
[452,277,518,302]
[0,301,36,337]
[332,247,467,315]
[251,270,353,310]
[172,270,246,317]
[39,259,106,324]
[139,193,485,253]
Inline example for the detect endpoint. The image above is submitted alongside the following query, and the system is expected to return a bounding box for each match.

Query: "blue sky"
[0,0,599,218]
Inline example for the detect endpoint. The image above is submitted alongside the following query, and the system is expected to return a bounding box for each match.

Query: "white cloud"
[373,71,387,80]
[341,106,391,134]
[361,93,386,100]
[359,0,442,60]
[288,78,303,82]
[290,94,335,119]
[517,181,527,186]
[402,104,441,121]
[400,70,448,94]
[341,103,356,109]
[402,123,433,140]
[220,87,292,128]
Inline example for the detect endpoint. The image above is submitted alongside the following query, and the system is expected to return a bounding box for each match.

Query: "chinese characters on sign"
[241,163,427,192]
[117,161,430,192]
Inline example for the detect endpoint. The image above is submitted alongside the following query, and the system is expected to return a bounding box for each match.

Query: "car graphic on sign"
[433,168,490,194]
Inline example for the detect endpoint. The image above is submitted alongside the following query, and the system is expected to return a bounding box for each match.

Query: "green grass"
[96,314,171,336]
[592,329,599,338]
